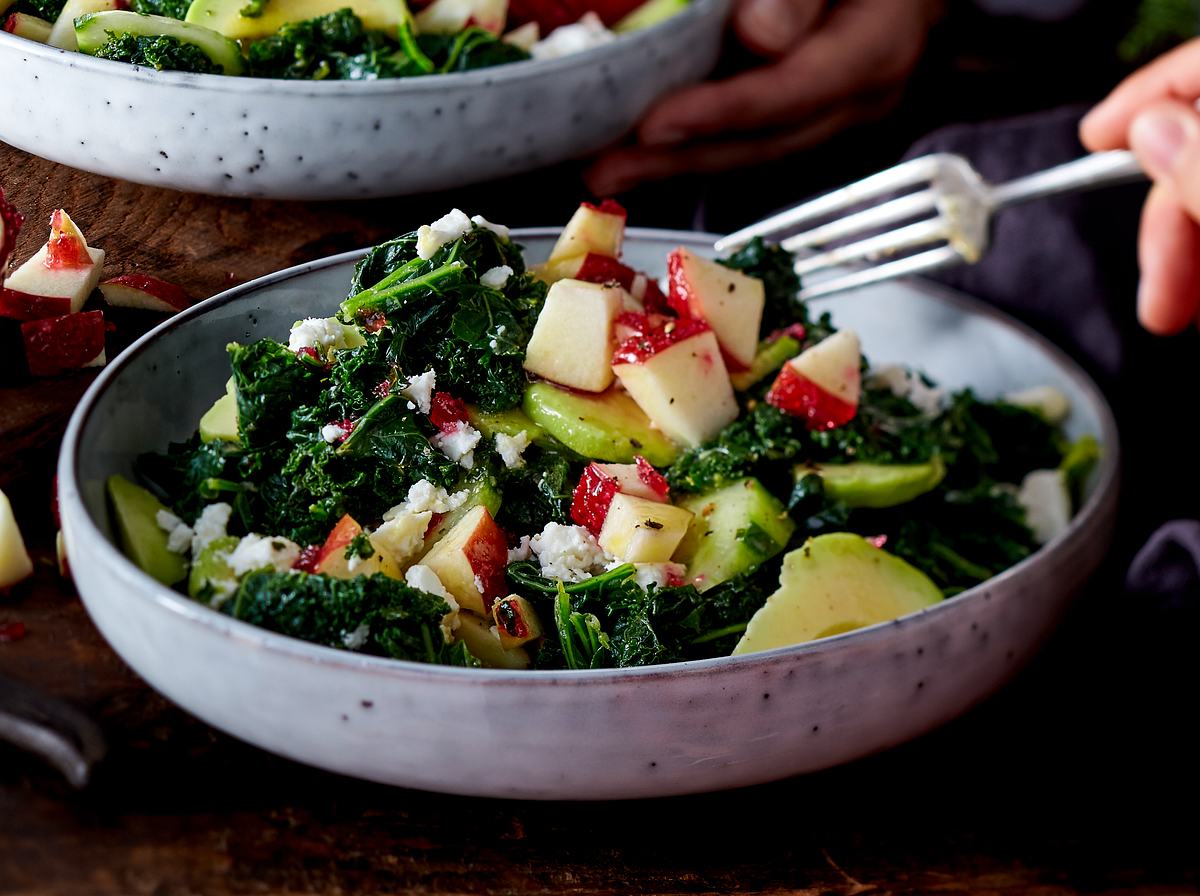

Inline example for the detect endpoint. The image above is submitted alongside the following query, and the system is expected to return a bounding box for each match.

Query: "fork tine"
[797,245,962,302]
[714,155,945,252]
[793,218,948,277]
[780,190,938,253]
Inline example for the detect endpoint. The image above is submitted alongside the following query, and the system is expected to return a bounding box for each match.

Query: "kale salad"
[4,0,678,79]
[108,202,1099,671]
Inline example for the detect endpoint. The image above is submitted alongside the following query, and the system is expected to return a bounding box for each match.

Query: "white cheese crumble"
[288,317,350,353]
[868,364,944,416]
[632,562,687,591]
[471,215,510,240]
[531,12,615,60]
[401,479,468,515]
[530,522,612,583]
[507,535,532,563]
[1004,385,1071,424]
[433,420,482,469]
[191,503,232,558]
[156,509,194,555]
[321,423,348,444]
[495,430,531,469]
[227,534,301,577]
[406,564,461,638]
[481,265,513,289]
[342,624,371,650]
[1016,469,1071,546]
[402,370,437,415]
[488,323,508,351]
[416,209,473,260]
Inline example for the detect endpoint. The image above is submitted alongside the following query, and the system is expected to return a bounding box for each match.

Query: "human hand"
[584,0,944,196]
[1081,39,1200,335]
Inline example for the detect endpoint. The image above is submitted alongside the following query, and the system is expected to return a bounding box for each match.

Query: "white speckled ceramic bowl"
[58,229,1119,800]
[0,1,728,200]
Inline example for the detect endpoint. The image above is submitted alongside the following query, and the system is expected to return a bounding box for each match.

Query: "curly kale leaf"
[129,0,191,18]
[415,27,530,72]
[335,392,459,486]
[136,437,242,524]
[231,571,479,666]
[246,9,408,80]
[91,34,224,74]
[228,339,326,448]
[493,446,575,533]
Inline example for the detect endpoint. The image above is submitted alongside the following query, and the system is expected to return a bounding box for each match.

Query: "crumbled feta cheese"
[471,215,510,240]
[288,317,350,354]
[156,509,194,555]
[227,533,302,577]
[1004,385,1071,424]
[495,430,531,469]
[1017,469,1071,546]
[191,503,232,557]
[402,479,468,515]
[530,522,611,583]
[372,509,432,567]
[402,370,437,415]
[406,564,461,638]
[488,323,508,351]
[416,209,473,260]
[207,577,240,610]
[507,535,532,563]
[433,420,482,469]
[321,423,348,444]
[481,265,513,289]
[868,364,944,416]
[343,624,370,650]
[632,562,687,591]
[531,12,615,60]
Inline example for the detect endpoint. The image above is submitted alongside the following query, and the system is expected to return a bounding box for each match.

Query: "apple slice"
[492,595,543,649]
[48,0,128,50]
[4,12,54,42]
[418,504,508,616]
[21,310,106,376]
[100,274,193,314]
[569,457,668,535]
[766,330,861,430]
[454,612,530,669]
[537,252,667,311]
[0,186,22,283]
[596,493,693,563]
[666,247,764,371]
[502,20,538,49]
[415,0,507,33]
[4,210,105,314]
[0,289,71,321]
[0,487,34,591]
[611,314,738,447]
[547,200,626,265]
[523,278,623,392]
[313,514,401,580]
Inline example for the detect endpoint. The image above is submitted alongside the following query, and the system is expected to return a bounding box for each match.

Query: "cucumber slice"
[199,378,239,444]
[674,477,794,591]
[729,334,801,392]
[522,382,678,467]
[185,0,410,40]
[107,474,188,586]
[799,458,946,509]
[188,534,239,600]
[733,533,943,654]
[613,0,687,32]
[465,404,548,446]
[75,11,246,75]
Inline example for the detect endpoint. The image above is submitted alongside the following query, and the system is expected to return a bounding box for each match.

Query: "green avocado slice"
[522,382,678,467]
[75,11,246,75]
[107,474,188,586]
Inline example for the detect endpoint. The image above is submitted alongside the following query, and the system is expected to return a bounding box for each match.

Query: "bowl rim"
[58,226,1121,686]
[0,0,726,93]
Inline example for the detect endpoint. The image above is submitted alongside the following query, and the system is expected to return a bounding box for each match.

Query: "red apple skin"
[463,512,509,602]
[611,312,713,365]
[20,310,105,377]
[635,456,669,499]
[0,187,22,281]
[665,249,751,373]
[313,515,361,573]
[570,463,621,535]
[100,274,192,313]
[582,198,627,219]
[575,254,667,312]
[45,210,91,269]
[0,288,71,321]
[765,363,858,431]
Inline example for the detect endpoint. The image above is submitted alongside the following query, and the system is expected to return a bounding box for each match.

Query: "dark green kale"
[91,33,224,74]
[414,27,530,72]
[1120,0,1198,62]
[228,339,326,447]
[341,226,545,411]
[492,445,576,533]
[129,0,191,18]
[136,437,242,524]
[246,9,409,80]
[9,0,66,20]
[231,571,479,666]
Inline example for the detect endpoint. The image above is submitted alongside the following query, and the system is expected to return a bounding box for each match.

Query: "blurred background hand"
[1082,38,1200,335]
[584,0,945,196]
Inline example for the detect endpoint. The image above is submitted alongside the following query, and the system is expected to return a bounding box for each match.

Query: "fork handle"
[989,150,1146,210]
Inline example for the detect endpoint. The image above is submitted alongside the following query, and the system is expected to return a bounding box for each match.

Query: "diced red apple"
[612,315,738,447]
[415,0,507,34]
[546,200,626,265]
[537,252,667,312]
[491,594,543,649]
[597,493,694,563]
[0,487,34,591]
[4,12,53,42]
[4,210,105,314]
[570,457,668,535]
[0,186,22,282]
[418,504,508,616]
[666,247,764,371]
[523,279,623,392]
[48,0,128,49]
[20,310,106,376]
[766,330,861,430]
[313,514,401,580]
[502,20,538,49]
[0,288,71,321]
[100,274,193,314]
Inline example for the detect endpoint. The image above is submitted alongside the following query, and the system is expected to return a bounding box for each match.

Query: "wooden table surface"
[2,142,1198,896]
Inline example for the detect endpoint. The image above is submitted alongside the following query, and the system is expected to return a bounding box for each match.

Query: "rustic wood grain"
[2,142,1199,896]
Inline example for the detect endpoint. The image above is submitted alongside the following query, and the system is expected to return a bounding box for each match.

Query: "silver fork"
[715,150,1146,301]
